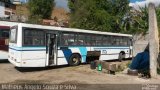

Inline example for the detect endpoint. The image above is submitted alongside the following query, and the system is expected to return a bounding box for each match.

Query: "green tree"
[68,0,130,33]
[123,6,149,34]
[28,0,54,23]
[121,6,160,34]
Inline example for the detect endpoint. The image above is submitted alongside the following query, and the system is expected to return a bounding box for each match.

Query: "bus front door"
[46,33,57,66]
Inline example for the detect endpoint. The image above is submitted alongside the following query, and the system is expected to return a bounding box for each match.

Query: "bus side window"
[2,30,9,38]
[119,37,124,46]
[90,35,96,46]
[23,29,45,46]
[85,35,91,46]
[61,33,77,46]
[68,34,76,45]
[103,36,111,46]
[96,35,102,46]
[78,34,84,46]
[121,37,128,46]
[61,34,68,46]
[112,36,116,46]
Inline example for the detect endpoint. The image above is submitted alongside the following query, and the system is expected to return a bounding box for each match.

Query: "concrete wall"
[133,33,149,56]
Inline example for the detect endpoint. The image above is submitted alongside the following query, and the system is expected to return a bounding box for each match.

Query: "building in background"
[0,0,69,26]
[0,0,28,22]
[10,2,29,22]
[0,0,16,20]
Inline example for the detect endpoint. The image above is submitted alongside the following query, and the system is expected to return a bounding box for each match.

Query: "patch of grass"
[116,61,132,72]
[126,61,131,68]
[116,65,125,72]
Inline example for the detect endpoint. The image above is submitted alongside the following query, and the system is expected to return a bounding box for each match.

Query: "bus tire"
[118,52,125,62]
[69,54,81,66]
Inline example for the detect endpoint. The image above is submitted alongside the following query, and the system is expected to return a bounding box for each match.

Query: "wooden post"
[148,3,159,78]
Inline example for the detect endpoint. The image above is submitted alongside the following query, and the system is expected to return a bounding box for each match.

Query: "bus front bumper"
[8,58,21,67]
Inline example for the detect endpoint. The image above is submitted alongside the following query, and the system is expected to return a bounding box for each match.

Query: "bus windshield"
[10,26,17,43]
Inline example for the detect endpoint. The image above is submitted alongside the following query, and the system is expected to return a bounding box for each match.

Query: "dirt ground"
[0,60,160,90]
[0,60,160,84]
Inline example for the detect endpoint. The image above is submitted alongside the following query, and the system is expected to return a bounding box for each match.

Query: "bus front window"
[10,27,17,43]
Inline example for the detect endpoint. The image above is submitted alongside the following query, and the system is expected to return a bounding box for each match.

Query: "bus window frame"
[60,32,96,47]
[60,32,77,46]
[22,27,46,47]
[59,32,132,47]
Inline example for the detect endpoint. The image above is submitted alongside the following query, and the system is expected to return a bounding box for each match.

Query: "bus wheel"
[118,52,125,62]
[69,54,81,66]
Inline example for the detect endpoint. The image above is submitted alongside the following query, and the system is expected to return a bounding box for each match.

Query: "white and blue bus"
[8,23,132,67]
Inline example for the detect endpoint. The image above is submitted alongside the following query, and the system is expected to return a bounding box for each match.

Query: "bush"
[126,61,131,68]
[27,15,42,24]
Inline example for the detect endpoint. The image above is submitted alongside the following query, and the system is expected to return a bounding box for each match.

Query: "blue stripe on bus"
[68,47,88,62]
[79,47,87,62]
[62,49,72,62]
[10,46,46,49]
[9,47,46,51]
[61,46,130,47]
[94,48,129,50]
[9,46,46,51]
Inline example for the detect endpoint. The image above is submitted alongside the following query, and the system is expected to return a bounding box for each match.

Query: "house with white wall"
[0,0,16,19]
[0,1,5,17]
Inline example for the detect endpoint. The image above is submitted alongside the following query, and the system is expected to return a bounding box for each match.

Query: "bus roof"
[0,21,19,27]
[18,23,132,37]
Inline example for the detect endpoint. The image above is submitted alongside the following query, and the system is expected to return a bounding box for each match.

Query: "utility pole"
[148,3,159,78]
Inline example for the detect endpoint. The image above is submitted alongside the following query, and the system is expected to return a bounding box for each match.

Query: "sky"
[54,0,69,11]
[130,0,160,9]
[130,0,145,3]
[54,0,147,11]
[15,0,160,11]
[54,0,160,11]
[18,0,70,11]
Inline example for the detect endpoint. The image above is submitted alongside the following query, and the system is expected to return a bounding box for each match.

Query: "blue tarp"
[129,51,149,71]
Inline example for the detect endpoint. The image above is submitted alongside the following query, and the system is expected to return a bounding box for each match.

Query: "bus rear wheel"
[69,54,81,66]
